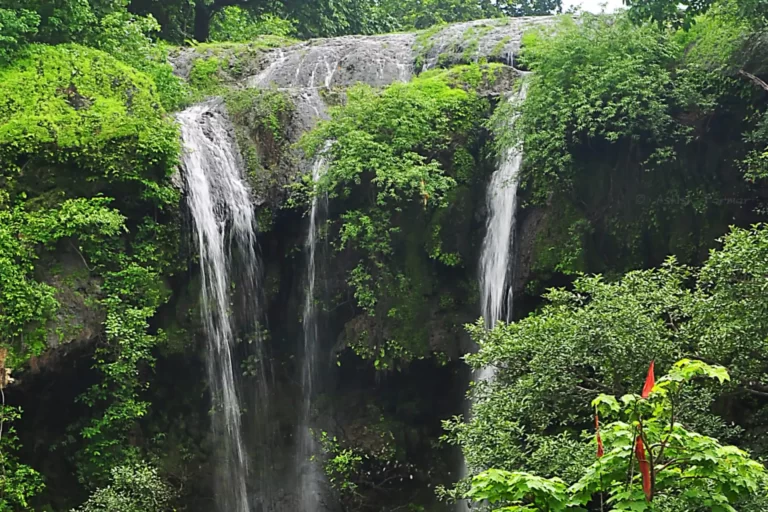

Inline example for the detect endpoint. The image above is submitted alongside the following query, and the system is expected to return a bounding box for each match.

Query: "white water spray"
[178,101,256,512]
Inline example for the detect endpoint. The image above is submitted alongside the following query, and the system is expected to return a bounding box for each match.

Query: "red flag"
[595,414,604,458]
[635,436,652,500]
[641,360,655,399]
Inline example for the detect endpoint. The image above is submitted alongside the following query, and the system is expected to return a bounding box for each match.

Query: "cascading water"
[297,151,331,511]
[479,83,528,337]
[178,101,258,512]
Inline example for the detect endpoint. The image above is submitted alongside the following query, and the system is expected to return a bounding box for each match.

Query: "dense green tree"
[623,0,768,29]
[283,0,396,37]
[466,360,768,511]
[0,7,38,64]
[380,0,560,29]
[0,0,127,44]
[209,6,295,41]
[446,225,768,496]
[128,0,563,43]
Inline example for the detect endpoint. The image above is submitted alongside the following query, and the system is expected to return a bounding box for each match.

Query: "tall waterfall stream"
[478,82,528,371]
[297,152,331,510]
[457,83,528,509]
[178,101,263,512]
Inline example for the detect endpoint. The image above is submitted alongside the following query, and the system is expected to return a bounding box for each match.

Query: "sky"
[561,0,625,13]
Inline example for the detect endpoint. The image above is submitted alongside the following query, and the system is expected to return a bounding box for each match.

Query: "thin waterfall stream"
[178,101,259,512]
[478,81,528,368]
[297,152,331,511]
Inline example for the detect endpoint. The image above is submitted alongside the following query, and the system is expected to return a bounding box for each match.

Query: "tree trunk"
[193,2,212,42]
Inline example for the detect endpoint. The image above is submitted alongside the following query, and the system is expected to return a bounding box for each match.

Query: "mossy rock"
[223,88,297,205]
[0,44,179,205]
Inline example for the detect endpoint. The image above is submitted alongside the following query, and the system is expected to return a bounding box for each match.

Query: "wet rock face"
[513,205,548,296]
[171,16,556,89]
[417,16,555,70]
[246,33,416,89]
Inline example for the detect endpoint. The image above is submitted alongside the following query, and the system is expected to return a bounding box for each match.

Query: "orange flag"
[641,360,655,399]
[595,413,604,458]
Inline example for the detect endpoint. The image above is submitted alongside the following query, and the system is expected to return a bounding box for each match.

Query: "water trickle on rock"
[246,33,415,90]
[242,31,419,512]
[418,17,551,71]
[297,149,332,511]
[178,100,260,512]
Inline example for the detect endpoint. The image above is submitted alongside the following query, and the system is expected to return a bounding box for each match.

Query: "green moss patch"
[0,44,179,206]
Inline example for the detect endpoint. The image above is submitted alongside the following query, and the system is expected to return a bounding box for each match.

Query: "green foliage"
[380,0,560,30]
[624,0,768,30]
[187,56,224,96]
[0,208,58,363]
[75,262,170,485]
[0,2,188,504]
[0,198,125,366]
[284,0,397,38]
[624,0,709,30]
[446,261,694,475]
[0,405,45,511]
[467,361,768,511]
[0,1,188,110]
[316,431,364,494]
[302,73,488,362]
[0,189,174,489]
[210,6,296,41]
[513,15,689,201]
[88,11,188,111]
[468,469,572,511]
[511,10,756,203]
[0,13,184,493]
[72,462,174,512]
[0,0,101,44]
[494,10,760,276]
[315,421,415,510]
[0,44,179,207]
[530,203,591,277]
[0,8,39,65]
[743,111,768,182]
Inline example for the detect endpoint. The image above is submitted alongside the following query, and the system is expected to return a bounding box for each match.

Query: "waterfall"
[177,101,258,512]
[479,83,528,335]
[297,151,331,511]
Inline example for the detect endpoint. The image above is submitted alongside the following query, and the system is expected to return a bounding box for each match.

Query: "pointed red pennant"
[641,360,655,399]
[595,414,604,458]
[635,435,651,501]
